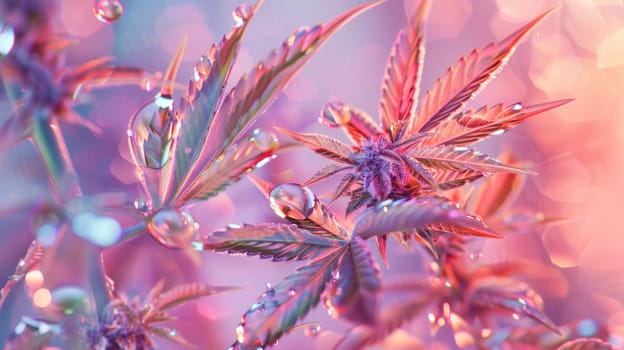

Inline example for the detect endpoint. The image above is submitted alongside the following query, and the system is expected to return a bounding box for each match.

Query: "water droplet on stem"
[232,4,252,27]
[93,0,124,23]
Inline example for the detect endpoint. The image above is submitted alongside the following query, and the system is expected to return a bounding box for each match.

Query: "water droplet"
[304,324,321,338]
[288,289,296,296]
[512,102,523,112]
[93,0,124,23]
[236,325,245,343]
[490,129,505,136]
[0,20,15,56]
[147,209,199,248]
[469,251,483,261]
[232,4,252,27]
[133,198,151,214]
[319,101,349,127]
[128,95,175,168]
[193,55,214,81]
[249,129,279,152]
[269,184,315,220]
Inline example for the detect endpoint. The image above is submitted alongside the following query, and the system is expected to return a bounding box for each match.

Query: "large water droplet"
[93,0,124,23]
[128,95,175,168]
[147,209,199,248]
[249,129,279,152]
[269,184,315,220]
[232,4,252,27]
[304,324,321,338]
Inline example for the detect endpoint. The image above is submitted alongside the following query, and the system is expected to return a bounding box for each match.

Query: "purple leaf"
[557,338,615,350]
[174,129,279,205]
[278,128,355,164]
[352,197,496,239]
[233,251,342,348]
[324,237,381,324]
[162,1,261,205]
[202,0,383,166]
[409,145,532,174]
[303,163,352,186]
[422,99,573,146]
[379,0,430,137]
[409,9,555,133]
[198,223,345,262]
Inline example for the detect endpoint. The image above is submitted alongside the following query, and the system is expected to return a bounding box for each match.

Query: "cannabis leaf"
[122,0,384,248]
[279,0,570,261]
[196,180,493,348]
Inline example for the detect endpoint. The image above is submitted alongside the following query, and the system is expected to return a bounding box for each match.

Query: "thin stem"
[29,110,111,314]
[30,110,82,202]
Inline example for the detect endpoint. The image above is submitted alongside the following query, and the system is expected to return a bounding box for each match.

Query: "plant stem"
[30,110,111,315]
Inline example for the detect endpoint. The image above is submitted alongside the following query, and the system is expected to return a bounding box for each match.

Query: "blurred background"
[1,0,624,348]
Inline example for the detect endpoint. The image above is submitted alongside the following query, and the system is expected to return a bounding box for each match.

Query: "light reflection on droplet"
[304,324,321,338]
[33,288,52,308]
[269,184,315,220]
[0,21,15,56]
[93,0,124,23]
[147,208,199,248]
[236,325,245,343]
[232,4,252,27]
[249,129,279,152]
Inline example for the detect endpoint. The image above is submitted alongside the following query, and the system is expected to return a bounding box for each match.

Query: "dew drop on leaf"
[249,129,279,152]
[232,4,252,27]
[269,184,315,220]
[303,324,321,338]
[128,94,175,169]
[512,102,523,112]
[288,288,296,296]
[147,209,199,248]
[93,0,124,23]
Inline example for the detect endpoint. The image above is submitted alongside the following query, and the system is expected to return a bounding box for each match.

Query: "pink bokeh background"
[2,0,624,348]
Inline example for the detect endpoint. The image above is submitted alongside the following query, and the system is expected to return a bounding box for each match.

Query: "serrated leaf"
[278,128,354,164]
[162,1,261,205]
[202,0,383,167]
[146,325,194,347]
[422,100,572,146]
[434,168,484,190]
[468,276,560,334]
[296,198,352,240]
[154,282,239,311]
[175,130,279,205]
[557,338,614,350]
[64,56,150,92]
[379,0,430,135]
[320,100,384,145]
[402,155,438,190]
[0,240,44,311]
[410,9,554,133]
[199,223,345,262]
[233,251,342,348]
[303,163,352,186]
[409,145,531,174]
[352,196,496,239]
[325,237,381,324]
[467,152,525,218]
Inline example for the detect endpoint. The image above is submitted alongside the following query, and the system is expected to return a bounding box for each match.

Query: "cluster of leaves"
[195,1,613,350]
